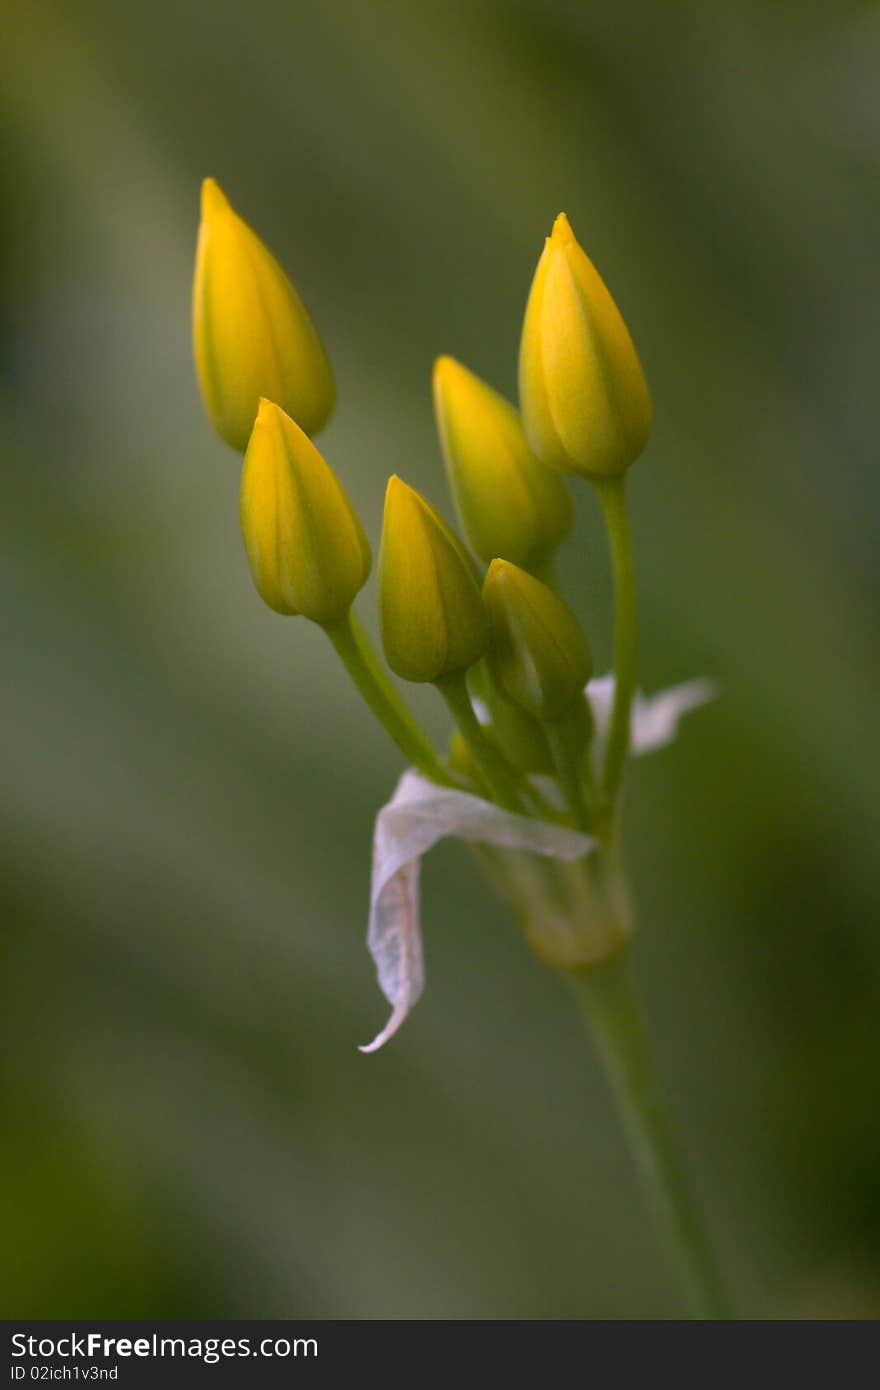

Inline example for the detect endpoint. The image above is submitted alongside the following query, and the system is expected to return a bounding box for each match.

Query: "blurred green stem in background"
[570,951,728,1319]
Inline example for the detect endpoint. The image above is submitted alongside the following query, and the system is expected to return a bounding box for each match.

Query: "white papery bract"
[361,675,716,1052]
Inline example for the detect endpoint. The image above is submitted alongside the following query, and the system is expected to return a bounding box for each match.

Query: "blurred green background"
[3,0,879,1319]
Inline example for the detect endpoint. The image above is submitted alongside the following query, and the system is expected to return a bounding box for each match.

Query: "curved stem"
[325,611,458,788]
[569,951,728,1319]
[437,671,526,814]
[595,477,637,814]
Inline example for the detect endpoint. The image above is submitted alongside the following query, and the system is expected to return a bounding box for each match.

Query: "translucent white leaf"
[361,771,593,1052]
[627,678,718,754]
[587,674,718,756]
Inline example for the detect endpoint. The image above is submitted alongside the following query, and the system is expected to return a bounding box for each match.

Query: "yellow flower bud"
[379,476,488,683]
[519,213,652,478]
[240,399,370,623]
[432,356,573,569]
[193,178,335,451]
[483,559,592,722]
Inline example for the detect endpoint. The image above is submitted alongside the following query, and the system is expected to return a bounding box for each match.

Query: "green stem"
[325,611,457,788]
[544,704,591,834]
[437,671,526,814]
[595,476,637,814]
[569,951,727,1319]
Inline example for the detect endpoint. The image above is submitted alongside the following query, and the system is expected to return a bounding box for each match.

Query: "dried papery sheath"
[587,675,718,758]
[362,771,594,1052]
[362,676,716,1051]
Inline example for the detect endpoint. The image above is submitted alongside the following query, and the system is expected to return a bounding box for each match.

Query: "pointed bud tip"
[485,557,511,586]
[433,354,464,388]
[432,355,481,416]
[484,557,528,603]
[254,395,308,442]
[200,177,231,220]
[550,211,575,246]
[384,474,421,524]
[385,473,407,500]
[385,473,431,518]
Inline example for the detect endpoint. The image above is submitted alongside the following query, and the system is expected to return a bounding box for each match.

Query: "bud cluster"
[192,180,652,838]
